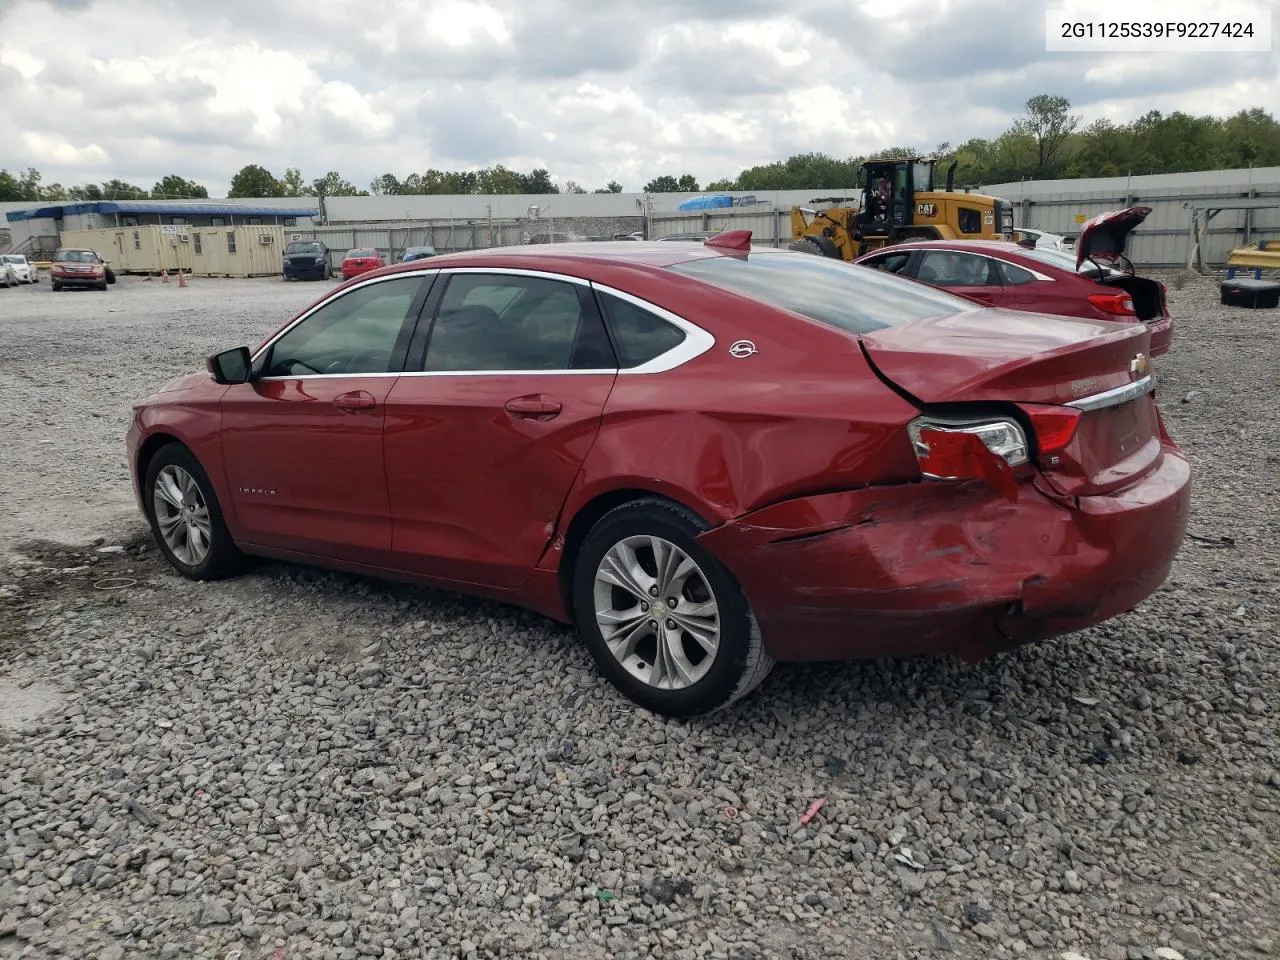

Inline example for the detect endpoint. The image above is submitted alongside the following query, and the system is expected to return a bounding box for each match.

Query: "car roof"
[375,239,736,274]
[865,239,1037,256]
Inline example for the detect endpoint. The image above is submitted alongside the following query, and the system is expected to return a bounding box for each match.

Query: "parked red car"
[50,248,112,291]
[126,233,1190,717]
[854,207,1173,356]
[341,247,385,280]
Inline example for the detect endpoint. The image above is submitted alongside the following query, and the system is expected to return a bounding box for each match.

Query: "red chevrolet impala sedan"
[126,232,1190,717]
[854,206,1174,357]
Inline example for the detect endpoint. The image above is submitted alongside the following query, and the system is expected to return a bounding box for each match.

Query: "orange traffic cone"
[161,268,170,284]
[178,270,187,288]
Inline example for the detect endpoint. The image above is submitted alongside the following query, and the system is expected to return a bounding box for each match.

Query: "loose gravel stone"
[0,272,1277,958]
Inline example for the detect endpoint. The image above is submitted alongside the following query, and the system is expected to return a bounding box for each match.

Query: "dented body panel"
[697,441,1190,662]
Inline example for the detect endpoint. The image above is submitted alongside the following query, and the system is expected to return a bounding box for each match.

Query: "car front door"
[382,269,618,589]
[218,273,433,564]
[913,249,1004,306]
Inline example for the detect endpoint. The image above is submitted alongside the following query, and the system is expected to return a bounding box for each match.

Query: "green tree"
[228,164,282,197]
[704,178,738,190]
[642,175,681,192]
[100,179,149,199]
[151,174,208,198]
[310,171,363,196]
[69,183,105,201]
[563,180,587,194]
[518,168,558,193]
[1016,94,1081,177]
[279,167,312,197]
[370,173,402,195]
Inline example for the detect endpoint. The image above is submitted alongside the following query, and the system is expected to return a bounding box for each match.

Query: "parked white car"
[1011,227,1068,250]
[1,254,38,284]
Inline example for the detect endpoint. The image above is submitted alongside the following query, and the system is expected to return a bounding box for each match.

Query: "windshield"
[285,242,322,255]
[347,248,376,258]
[55,250,97,262]
[1021,245,1122,278]
[2,255,25,264]
[668,251,979,334]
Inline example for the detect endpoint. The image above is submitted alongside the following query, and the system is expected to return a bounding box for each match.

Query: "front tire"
[143,442,244,581]
[52,282,62,292]
[572,498,774,718]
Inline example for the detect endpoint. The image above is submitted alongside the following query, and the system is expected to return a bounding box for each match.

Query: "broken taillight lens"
[1087,292,1137,316]
[907,417,1028,501]
[1016,404,1083,455]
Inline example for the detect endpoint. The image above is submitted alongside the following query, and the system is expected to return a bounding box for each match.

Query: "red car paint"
[340,247,385,280]
[126,239,1190,664]
[854,207,1173,357]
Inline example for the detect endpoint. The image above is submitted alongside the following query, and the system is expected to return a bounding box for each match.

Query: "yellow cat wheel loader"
[789,155,1014,261]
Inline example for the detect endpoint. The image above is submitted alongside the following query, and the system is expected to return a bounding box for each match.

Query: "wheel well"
[557,488,709,622]
[135,433,184,492]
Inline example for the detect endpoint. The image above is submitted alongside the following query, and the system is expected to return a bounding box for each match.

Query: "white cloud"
[0,0,1276,195]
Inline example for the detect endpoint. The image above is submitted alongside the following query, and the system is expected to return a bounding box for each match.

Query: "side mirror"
[207,346,252,384]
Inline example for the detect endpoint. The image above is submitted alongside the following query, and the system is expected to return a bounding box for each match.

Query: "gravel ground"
[0,272,1276,960]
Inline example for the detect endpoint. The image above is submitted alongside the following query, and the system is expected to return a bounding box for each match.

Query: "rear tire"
[572,498,774,718]
[143,442,245,581]
[789,235,841,259]
[52,282,62,292]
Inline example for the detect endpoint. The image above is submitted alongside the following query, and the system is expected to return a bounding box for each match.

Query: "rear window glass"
[667,251,978,334]
[347,248,377,257]
[1021,246,1122,278]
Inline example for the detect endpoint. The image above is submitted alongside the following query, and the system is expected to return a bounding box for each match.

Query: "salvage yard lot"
[0,274,1276,960]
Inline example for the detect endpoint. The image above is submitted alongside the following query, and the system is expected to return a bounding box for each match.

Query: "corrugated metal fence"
[647,182,1280,268]
[286,220,530,265]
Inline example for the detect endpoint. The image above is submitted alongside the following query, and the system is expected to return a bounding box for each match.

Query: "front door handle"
[504,394,562,419]
[333,390,376,411]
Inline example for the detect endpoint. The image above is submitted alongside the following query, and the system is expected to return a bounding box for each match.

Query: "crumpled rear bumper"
[696,444,1190,662]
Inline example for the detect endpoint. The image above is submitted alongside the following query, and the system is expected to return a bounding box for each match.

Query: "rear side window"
[597,292,686,368]
[668,251,978,334]
[997,260,1036,285]
[423,274,614,372]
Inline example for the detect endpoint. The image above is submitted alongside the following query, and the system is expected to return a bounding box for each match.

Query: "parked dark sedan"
[126,232,1189,717]
[282,240,332,281]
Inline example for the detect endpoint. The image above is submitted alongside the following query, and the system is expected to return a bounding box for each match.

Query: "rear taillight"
[1017,404,1083,455]
[1087,292,1136,316]
[908,417,1027,501]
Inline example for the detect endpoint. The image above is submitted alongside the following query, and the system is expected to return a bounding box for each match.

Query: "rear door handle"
[333,390,376,411]
[505,394,562,419]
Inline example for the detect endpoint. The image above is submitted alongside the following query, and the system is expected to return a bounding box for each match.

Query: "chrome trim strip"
[589,282,715,374]
[436,266,591,287]
[1068,375,1155,412]
[247,267,713,381]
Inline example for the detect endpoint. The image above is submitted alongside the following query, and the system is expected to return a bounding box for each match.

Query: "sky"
[0,0,1277,196]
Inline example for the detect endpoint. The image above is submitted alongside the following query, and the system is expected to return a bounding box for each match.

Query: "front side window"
[668,251,977,335]
[422,273,614,372]
[860,251,911,274]
[265,276,423,377]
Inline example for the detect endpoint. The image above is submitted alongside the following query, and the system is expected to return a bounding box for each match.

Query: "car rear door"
[218,273,434,564]
[382,269,618,589]
[914,249,1004,306]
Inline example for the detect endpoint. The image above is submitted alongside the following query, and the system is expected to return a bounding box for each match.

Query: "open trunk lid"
[861,309,1162,496]
[1077,205,1151,273]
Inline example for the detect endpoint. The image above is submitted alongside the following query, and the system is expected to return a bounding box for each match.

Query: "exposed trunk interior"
[1098,275,1166,321]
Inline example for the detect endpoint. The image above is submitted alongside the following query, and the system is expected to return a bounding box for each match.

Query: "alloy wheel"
[592,535,721,690]
[152,464,213,566]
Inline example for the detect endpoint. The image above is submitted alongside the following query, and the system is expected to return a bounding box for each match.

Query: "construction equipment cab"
[790,155,1014,260]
